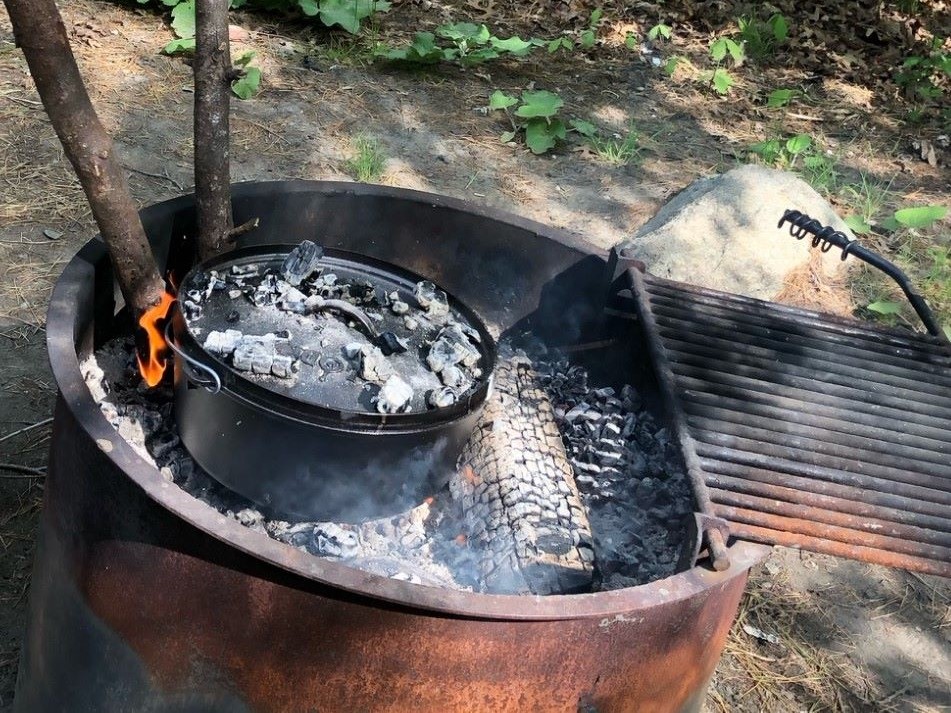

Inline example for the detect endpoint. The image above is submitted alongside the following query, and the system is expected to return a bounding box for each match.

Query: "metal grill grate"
[628,268,951,578]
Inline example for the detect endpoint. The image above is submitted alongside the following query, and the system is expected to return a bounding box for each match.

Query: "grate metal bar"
[628,267,951,578]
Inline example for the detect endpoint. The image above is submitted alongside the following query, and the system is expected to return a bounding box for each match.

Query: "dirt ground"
[0,0,949,710]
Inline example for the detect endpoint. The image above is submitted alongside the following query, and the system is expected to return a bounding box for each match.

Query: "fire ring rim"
[47,179,770,620]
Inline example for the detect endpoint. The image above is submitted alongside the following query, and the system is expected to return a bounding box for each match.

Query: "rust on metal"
[629,267,951,579]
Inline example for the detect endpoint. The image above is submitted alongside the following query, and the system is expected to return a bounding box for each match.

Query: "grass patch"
[346,135,387,183]
[586,124,642,166]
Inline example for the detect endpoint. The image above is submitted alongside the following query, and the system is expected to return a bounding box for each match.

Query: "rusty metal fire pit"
[15,181,769,713]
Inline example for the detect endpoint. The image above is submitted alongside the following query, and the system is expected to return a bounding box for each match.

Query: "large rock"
[616,165,852,299]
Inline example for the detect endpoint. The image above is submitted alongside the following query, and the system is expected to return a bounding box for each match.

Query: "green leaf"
[725,37,744,63]
[710,38,728,62]
[648,23,671,41]
[577,29,596,49]
[711,67,733,94]
[299,0,319,15]
[785,133,812,154]
[231,66,261,99]
[490,36,534,55]
[169,0,195,39]
[770,14,789,43]
[570,119,598,138]
[893,205,948,229]
[524,117,565,154]
[766,88,796,108]
[867,301,903,315]
[163,36,195,54]
[843,214,872,234]
[625,33,637,50]
[589,8,603,27]
[944,324,951,342]
[514,90,564,119]
[664,56,681,76]
[234,50,256,67]
[524,119,556,154]
[463,48,500,65]
[488,90,517,110]
[159,0,180,6]
[711,37,742,63]
[879,215,902,232]
[386,31,445,62]
[437,22,490,44]
[500,130,517,144]
[318,0,382,34]
[748,138,782,163]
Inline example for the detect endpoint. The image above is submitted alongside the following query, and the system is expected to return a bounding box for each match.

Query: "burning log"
[2,0,166,324]
[451,355,595,595]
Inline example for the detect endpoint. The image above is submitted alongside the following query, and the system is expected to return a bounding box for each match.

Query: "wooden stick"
[2,0,166,322]
[0,417,53,445]
[194,0,234,259]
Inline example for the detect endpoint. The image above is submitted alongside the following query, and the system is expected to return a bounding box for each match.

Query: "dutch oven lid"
[173,244,497,428]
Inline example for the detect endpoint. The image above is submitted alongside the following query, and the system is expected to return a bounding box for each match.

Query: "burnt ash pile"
[181,241,485,415]
[83,338,691,592]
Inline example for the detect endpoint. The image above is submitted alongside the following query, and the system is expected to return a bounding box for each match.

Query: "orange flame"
[136,291,176,387]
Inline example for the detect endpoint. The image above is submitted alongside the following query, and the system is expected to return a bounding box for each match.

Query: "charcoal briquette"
[281,240,324,286]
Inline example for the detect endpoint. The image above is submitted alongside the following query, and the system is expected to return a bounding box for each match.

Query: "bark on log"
[194,0,234,260]
[451,355,595,595]
[2,0,165,320]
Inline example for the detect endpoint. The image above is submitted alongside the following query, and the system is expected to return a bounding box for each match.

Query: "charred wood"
[452,355,595,594]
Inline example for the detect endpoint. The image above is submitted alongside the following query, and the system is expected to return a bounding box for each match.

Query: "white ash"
[81,338,466,590]
[535,358,693,589]
[83,336,690,594]
[439,364,465,388]
[354,343,395,384]
[376,375,414,414]
[427,386,458,409]
[184,250,487,414]
[413,280,450,319]
[203,329,243,357]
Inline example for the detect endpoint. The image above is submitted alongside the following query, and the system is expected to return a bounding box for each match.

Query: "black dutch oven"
[167,244,497,522]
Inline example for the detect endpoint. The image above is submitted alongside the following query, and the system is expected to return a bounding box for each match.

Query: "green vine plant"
[159,1,263,98]
[147,0,389,40]
[747,133,837,193]
[548,9,604,54]
[375,22,537,65]
[896,36,950,104]
[488,89,642,160]
[154,0,390,97]
[706,35,744,94]
[661,34,744,96]
[379,8,608,66]
[231,51,262,99]
[490,90,568,154]
[736,12,788,62]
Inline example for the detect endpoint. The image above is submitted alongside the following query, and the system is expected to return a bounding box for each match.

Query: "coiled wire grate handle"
[778,209,944,338]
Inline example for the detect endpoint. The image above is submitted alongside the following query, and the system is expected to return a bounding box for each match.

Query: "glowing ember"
[136,291,176,387]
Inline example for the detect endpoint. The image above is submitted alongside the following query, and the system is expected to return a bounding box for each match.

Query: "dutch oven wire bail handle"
[165,321,222,394]
[778,209,946,340]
